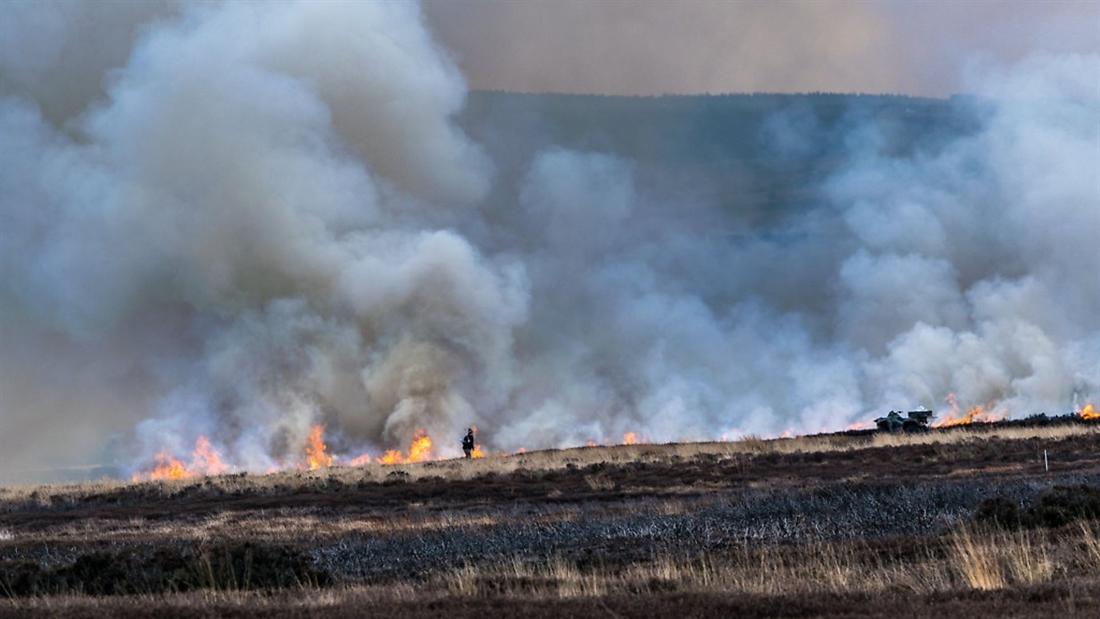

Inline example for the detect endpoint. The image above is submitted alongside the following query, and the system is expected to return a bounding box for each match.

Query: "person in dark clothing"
[461,428,475,459]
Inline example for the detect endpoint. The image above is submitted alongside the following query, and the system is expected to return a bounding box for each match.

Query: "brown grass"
[950,525,1063,590]
[952,527,1008,589]
[423,522,1091,599]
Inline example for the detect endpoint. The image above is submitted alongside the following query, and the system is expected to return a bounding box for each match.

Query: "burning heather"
[1082,404,1098,421]
[131,426,545,477]
[303,425,333,471]
[129,425,674,478]
[378,430,435,466]
[132,436,228,482]
[931,394,1002,428]
[0,1,1097,483]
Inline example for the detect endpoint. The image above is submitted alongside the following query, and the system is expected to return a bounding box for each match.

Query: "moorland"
[2,417,1099,618]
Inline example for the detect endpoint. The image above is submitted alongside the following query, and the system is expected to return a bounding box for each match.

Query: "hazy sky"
[425,0,1100,97]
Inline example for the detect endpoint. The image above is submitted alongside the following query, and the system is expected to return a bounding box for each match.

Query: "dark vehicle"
[875,410,933,433]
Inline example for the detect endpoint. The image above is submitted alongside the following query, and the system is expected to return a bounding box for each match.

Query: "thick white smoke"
[1,1,520,480]
[1,2,1097,483]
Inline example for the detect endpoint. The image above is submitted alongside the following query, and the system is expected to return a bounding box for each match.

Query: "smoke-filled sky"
[1,1,1098,484]
[425,0,1100,96]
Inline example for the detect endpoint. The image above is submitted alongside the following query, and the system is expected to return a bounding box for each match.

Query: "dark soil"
[3,584,1098,619]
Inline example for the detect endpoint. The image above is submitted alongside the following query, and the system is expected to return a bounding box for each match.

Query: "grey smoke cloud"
[0,0,183,124]
[1,1,1097,484]
[424,0,1099,97]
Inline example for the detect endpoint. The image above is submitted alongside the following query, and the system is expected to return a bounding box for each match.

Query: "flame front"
[380,429,434,465]
[129,397,1097,482]
[142,452,191,481]
[934,405,989,427]
[134,425,475,480]
[932,393,1001,428]
[133,436,227,481]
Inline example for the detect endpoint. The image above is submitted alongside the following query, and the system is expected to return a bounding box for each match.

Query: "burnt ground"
[4,586,1100,619]
[2,427,1099,617]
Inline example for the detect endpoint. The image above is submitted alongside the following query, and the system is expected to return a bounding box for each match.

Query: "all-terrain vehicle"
[874,410,933,433]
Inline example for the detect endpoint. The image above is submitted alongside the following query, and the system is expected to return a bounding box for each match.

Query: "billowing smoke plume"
[1,0,519,479]
[1,1,1097,483]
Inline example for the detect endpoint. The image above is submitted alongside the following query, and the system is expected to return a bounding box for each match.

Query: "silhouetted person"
[461,428,475,459]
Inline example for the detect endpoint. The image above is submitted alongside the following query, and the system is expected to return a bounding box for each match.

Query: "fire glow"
[1081,404,1097,420]
[932,393,1002,428]
[378,429,434,465]
[132,424,507,480]
[132,436,227,481]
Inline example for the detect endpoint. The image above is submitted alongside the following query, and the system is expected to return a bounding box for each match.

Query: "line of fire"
[131,402,1097,482]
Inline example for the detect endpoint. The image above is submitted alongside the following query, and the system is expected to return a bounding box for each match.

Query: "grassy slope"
[2,421,1099,618]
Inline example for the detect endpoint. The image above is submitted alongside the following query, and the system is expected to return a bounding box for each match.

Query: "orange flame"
[622,432,638,445]
[933,405,987,427]
[409,430,433,461]
[192,436,227,475]
[379,429,435,465]
[348,453,371,466]
[932,393,1001,427]
[1082,404,1098,420]
[304,425,333,470]
[133,436,228,481]
[138,452,192,481]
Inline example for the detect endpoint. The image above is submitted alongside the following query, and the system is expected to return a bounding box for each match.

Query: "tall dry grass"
[949,525,1063,590]
[951,527,1008,589]
[424,522,1098,599]
[1077,521,1100,569]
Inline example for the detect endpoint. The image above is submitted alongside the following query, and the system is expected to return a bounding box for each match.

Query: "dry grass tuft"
[949,525,1065,590]
[583,474,616,492]
[952,527,1007,590]
[1078,521,1100,570]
